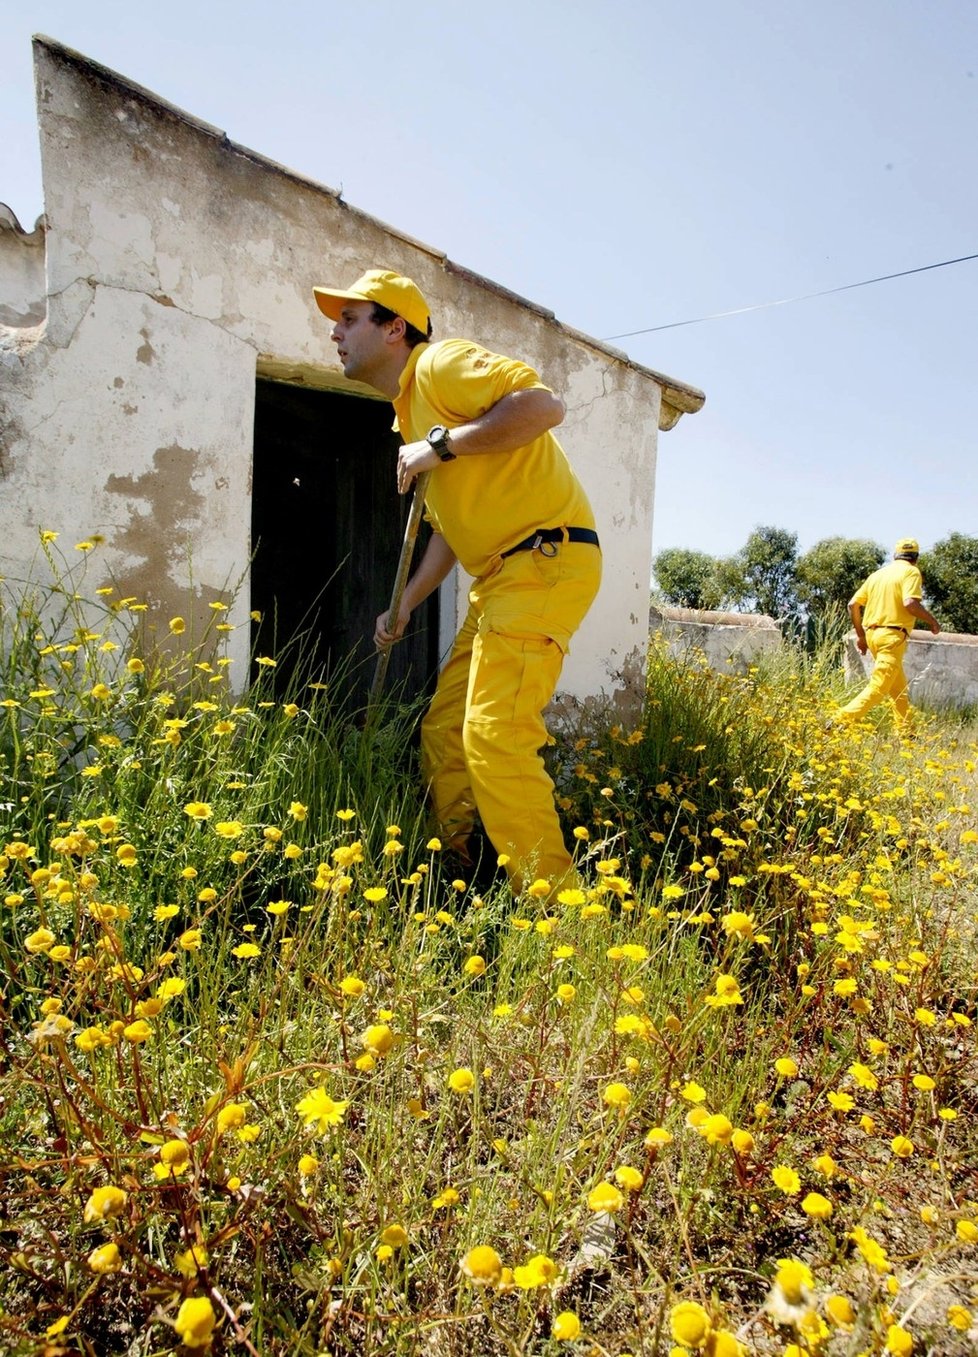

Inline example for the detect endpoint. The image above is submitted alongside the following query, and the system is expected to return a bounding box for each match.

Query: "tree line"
[652,527,978,634]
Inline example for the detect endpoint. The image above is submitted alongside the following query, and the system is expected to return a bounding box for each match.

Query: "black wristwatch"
[426,425,456,462]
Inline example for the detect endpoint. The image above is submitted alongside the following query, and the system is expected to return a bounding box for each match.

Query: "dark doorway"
[251,378,441,711]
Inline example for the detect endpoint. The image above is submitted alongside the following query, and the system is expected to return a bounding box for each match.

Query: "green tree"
[920,533,978,634]
[652,548,717,608]
[796,537,885,618]
[738,525,799,620]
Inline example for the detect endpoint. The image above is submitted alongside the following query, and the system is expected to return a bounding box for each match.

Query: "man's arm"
[904,597,941,635]
[849,600,868,655]
[396,389,565,493]
[374,532,458,647]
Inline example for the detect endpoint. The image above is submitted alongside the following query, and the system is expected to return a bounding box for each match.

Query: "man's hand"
[374,602,412,650]
[397,440,440,494]
[856,636,868,655]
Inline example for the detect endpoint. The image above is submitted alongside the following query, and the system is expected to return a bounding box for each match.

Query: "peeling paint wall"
[0,38,703,702]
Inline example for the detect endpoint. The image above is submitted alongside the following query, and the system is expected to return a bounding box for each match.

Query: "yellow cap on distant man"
[313,269,431,335]
[893,537,919,557]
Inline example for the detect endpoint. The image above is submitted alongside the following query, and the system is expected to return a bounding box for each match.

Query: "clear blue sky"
[3,0,976,561]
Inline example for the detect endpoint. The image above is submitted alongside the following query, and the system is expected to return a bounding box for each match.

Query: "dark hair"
[369,301,431,348]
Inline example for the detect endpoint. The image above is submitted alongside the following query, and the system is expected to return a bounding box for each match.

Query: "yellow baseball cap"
[313,269,431,334]
[893,537,919,556]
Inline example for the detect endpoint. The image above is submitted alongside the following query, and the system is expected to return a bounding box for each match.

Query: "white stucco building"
[0,37,704,708]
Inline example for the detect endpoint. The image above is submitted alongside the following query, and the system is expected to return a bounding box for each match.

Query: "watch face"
[427,425,448,447]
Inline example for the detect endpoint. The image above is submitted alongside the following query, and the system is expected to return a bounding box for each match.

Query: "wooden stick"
[368,470,431,709]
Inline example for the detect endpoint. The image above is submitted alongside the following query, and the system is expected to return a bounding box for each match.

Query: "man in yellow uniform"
[312,269,602,892]
[837,537,940,730]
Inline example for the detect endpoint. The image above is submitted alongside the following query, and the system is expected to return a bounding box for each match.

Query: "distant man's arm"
[396,389,565,493]
[904,597,941,635]
[848,600,868,655]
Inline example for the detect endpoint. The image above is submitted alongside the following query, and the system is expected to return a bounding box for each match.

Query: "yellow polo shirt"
[392,340,595,579]
[849,559,923,631]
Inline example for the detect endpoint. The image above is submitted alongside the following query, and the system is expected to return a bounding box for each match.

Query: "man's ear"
[385,315,408,345]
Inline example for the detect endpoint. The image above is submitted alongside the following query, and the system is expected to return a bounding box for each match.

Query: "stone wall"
[649,602,782,673]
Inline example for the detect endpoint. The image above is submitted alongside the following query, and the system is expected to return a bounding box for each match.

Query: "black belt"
[867,625,907,634]
[501,527,600,559]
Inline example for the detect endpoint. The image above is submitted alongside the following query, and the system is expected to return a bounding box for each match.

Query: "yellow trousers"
[839,628,910,728]
[421,541,601,892]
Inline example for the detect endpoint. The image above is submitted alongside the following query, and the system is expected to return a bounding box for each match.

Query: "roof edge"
[31,35,705,420]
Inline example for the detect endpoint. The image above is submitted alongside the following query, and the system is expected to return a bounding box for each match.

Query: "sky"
[2,0,976,562]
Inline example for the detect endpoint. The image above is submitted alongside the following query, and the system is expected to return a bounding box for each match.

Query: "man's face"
[330,300,391,386]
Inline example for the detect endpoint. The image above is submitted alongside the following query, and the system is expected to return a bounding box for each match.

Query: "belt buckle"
[532,533,558,558]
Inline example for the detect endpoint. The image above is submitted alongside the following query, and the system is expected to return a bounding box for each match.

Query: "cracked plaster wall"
[0,38,691,700]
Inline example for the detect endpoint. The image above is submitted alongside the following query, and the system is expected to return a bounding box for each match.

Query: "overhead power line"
[602,251,978,341]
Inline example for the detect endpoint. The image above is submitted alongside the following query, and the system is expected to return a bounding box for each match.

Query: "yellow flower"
[448,1067,475,1094]
[801,1191,833,1219]
[174,1295,216,1349]
[361,1023,394,1056]
[645,1126,674,1148]
[339,975,365,998]
[231,941,261,959]
[216,1103,247,1134]
[174,1244,209,1277]
[704,973,743,1007]
[464,955,486,976]
[849,1226,890,1271]
[670,1299,712,1349]
[775,1057,799,1078]
[601,1081,632,1110]
[697,1113,734,1145]
[771,1165,801,1195]
[213,820,243,839]
[25,927,57,954]
[380,1223,409,1248]
[721,911,756,940]
[461,1245,502,1284]
[123,1019,153,1043]
[184,801,213,820]
[298,1154,319,1176]
[614,1165,644,1192]
[513,1254,558,1289]
[87,1241,123,1273]
[731,1128,754,1156]
[848,1061,878,1091]
[156,1139,191,1177]
[179,928,203,951]
[891,1135,914,1159]
[168,617,186,635]
[552,1310,581,1341]
[911,1074,935,1092]
[774,1257,814,1305]
[825,1294,855,1327]
[83,1184,127,1222]
[586,1182,624,1213]
[947,1305,972,1331]
[884,1324,913,1356]
[556,983,577,1004]
[956,1219,978,1243]
[827,1090,855,1112]
[288,801,308,821]
[295,1087,349,1132]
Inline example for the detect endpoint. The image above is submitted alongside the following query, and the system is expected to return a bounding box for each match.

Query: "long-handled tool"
[368,470,431,710]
